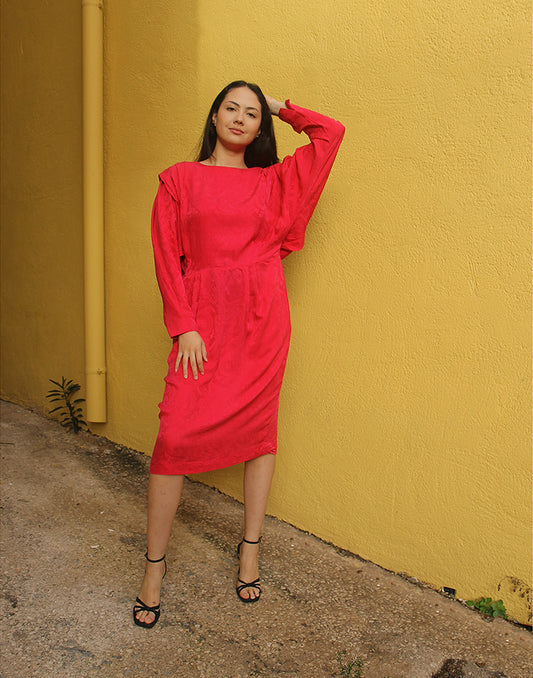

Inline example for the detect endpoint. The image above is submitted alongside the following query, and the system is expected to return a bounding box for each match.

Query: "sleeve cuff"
[278,100,307,134]
[166,319,198,340]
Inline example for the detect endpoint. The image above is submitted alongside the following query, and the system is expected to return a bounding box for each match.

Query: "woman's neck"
[201,143,247,168]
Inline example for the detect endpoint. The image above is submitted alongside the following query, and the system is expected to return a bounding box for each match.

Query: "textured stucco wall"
[191,0,532,624]
[1,0,531,624]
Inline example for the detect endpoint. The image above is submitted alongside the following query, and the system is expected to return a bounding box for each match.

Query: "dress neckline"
[193,161,261,171]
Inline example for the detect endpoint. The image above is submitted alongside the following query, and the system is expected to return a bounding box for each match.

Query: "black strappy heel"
[133,552,167,628]
[236,537,262,603]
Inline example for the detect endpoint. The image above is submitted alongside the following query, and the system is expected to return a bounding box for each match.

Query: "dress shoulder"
[157,162,190,201]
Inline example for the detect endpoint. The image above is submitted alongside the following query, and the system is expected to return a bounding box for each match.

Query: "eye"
[226,106,236,111]
[247,112,257,118]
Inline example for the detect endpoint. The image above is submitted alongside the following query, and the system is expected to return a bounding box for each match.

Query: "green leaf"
[47,378,86,432]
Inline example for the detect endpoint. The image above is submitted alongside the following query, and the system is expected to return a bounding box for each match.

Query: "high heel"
[133,552,167,628]
[236,537,262,603]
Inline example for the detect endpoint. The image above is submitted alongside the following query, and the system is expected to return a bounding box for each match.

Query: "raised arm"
[265,98,345,258]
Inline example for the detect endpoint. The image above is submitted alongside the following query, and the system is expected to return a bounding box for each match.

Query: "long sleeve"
[272,101,345,259]
[151,177,198,338]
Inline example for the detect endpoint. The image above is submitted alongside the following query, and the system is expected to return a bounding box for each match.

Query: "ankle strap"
[242,536,262,545]
[145,552,166,563]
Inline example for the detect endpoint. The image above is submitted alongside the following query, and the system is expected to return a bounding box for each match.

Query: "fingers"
[264,95,284,116]
[189,352,199,380]
[175,350,183,374]
[175,339,208,380]
[175,350,192,379]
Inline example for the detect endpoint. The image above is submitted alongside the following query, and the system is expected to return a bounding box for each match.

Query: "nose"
[234,110,244,124]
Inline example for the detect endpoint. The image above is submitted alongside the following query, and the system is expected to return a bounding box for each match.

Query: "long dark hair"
[196,81,279,168]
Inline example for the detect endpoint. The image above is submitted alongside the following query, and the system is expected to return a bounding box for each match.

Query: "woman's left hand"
[264,95,287,117]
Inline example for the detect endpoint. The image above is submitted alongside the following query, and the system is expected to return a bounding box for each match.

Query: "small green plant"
[336,650,364,678]
[46,377,87,433]
[465,597,507,619]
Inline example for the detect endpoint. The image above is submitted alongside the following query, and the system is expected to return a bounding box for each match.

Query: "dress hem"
[149,446,277,476]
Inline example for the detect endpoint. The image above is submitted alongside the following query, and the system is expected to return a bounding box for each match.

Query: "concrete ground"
[0,400,531,678]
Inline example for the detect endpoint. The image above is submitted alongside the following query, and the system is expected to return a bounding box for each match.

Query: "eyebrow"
[226,100,260,112]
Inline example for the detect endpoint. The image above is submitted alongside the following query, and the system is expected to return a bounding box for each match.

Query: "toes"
[237,587,250,601]
[136,610,155,624]
[238,586,260,601]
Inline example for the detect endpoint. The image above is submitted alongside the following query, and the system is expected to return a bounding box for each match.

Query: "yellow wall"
[1,0,85,407]
[1,0,531,624]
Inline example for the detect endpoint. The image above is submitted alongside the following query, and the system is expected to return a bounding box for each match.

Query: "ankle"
[242,536,262,545]
[145,551,166,563]
[142,552,167,581]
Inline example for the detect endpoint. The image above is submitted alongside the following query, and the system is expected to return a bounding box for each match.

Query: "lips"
[229,128,245,135]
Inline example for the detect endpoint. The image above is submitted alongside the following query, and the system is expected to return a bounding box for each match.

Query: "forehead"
[221,87,261,109]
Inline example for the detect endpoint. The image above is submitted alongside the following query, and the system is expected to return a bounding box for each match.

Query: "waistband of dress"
[183,253,282,277]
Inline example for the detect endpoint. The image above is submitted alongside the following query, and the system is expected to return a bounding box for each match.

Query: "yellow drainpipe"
[82,0,106,422]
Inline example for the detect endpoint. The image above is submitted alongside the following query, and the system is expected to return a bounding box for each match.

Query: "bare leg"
[135,473,184,624]
[238,453,276,600]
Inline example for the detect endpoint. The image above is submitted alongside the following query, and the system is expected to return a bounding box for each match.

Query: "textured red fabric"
[150,102,344,474]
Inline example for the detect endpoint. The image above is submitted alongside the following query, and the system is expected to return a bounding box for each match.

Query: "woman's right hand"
[175,331,207,379]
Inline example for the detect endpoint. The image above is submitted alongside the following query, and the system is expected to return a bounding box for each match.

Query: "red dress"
[150,102,344,474]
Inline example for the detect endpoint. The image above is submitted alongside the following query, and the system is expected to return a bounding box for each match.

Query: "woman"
[134,81,344,628]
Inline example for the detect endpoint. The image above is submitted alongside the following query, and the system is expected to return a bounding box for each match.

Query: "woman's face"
[212,87,262,149]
